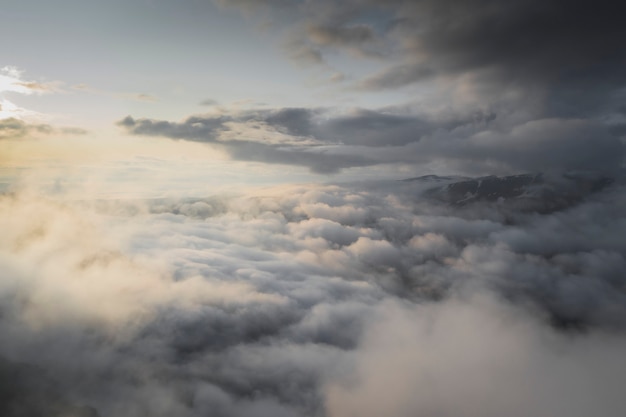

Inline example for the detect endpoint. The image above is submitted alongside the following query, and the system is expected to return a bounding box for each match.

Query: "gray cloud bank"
[1,177,626,416]
[119,108,624,175]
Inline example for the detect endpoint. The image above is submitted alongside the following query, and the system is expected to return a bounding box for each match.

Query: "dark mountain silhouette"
[418,173,613,213]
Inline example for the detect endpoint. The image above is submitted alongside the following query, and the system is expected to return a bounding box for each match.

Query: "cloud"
[1,176,625,416]
[199,98,219,106]
[0,355,101,417]
[435,118,625,174]
[70,83,160,103]
[118,111,375,174]
[226,141,373,174]
[0,67,64,122]
[285,38,325,66]
[118,115,227,141]
[109,1,626,176]
[326,294,626,417]
[216,0,626,131]
[118,104,625,175]
[136,93,158,102]
[0,66,59,96]
[0,67,88,139]
[226,0,626,87]
[213,0,295,15]
[0,118,47,139]
[0,117,87,140]
[356,63,435,90]
[307,24,375,47]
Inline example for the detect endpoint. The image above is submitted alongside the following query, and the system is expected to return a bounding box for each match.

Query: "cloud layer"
[1,177,625,416]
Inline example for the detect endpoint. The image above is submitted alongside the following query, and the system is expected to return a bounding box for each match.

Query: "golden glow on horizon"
[1,134,230,168]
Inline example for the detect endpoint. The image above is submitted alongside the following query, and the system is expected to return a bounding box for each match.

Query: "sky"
[2,0,624,195]
[1,1,626,416]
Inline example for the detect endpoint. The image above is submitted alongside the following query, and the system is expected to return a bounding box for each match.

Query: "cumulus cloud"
[1,175,625,416]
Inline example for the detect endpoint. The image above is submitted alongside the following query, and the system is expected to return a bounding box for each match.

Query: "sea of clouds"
[1,178,625,417]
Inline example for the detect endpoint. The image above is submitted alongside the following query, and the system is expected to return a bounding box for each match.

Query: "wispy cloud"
[199,98,219,107]
[71,83,158,103]
[0,66,60,97]
[0,66,62,122]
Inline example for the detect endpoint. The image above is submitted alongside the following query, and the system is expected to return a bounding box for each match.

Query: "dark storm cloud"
[218,0,626,120]
[232,0,626,89]
[360,1,625,87]
[0,117,87,139]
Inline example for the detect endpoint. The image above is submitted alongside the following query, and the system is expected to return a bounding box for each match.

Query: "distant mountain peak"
[422,172,613,213]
